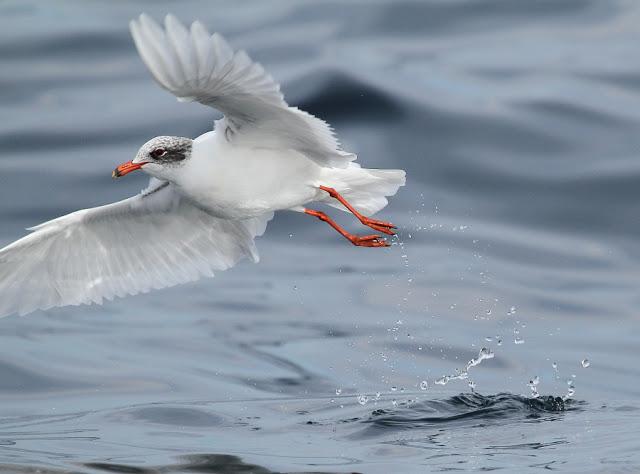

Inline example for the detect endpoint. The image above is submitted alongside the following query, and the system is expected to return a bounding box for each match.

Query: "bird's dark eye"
[150,148,166,159]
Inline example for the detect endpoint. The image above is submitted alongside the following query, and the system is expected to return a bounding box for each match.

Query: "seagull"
[0,14,405,318]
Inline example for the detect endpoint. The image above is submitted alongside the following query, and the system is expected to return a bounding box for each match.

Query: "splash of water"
[528,376,540,398]
[434,347,495,387]
[467,347,495,369]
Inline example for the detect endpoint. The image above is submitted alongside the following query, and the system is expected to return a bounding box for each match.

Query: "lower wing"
[0,179,272,317]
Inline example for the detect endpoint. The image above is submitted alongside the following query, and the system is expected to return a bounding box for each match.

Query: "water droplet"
[357,395,368,406]
[468,380,476,391]
[528,376,540,398]
[390,386,397,392]
[419,380,429,390]
[566,387,575,398]
[485,336,493,342]
[479,347,494,358]
[335,388,342,396]
[486,309,492,315]
[435,375,450,385]
[375,392,381,400]
[467,347,494,370]
[330,398,335,403]
[552,362,558,370]
[496,336,502,346]
[514,337,525,345]
[507,306,516,315]
[453,369,469,380]
[391,399,398,407]
[581,359,590,368]
[293,285,298,291]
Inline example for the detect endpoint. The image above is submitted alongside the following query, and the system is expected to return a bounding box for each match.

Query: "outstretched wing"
[0,179,272,317]
[130,14,355,168]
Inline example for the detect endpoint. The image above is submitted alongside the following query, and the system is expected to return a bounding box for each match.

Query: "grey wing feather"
[0,179,272,317]
[130,14,355,168]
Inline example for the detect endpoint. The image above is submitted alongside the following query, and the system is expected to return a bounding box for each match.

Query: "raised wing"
[130,14,356,168]
[0,179,272,317]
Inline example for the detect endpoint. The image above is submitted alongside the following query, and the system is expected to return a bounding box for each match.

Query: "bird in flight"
[0,14,405,318]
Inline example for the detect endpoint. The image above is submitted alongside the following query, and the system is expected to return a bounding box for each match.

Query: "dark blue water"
[1,0,640,472]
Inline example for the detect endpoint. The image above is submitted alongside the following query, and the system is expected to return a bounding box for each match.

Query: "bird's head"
[113,136,193,181]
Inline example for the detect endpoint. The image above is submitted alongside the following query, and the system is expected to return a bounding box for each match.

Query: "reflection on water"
[1,0,640,472]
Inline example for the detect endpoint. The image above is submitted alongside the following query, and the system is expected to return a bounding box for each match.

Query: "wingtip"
[129,17,140,37]
[136,13,206,43]
[164,13,184,30]
[139,12,161,32]
[191,19,210,38]
[138,12,151,25]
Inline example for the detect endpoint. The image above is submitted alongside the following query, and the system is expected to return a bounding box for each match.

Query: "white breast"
[179,131,322,219]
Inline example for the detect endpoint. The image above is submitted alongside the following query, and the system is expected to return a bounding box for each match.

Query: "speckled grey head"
[134,136,193,165]
[113,136,194,180]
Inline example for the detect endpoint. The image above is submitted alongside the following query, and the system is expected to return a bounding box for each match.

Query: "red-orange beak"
[112,161,146,179]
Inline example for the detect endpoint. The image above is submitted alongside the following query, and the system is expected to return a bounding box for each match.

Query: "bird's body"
[0,14,406,318]
[184,130,322,219]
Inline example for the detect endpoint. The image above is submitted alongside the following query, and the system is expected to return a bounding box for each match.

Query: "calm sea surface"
[1,1,639,472]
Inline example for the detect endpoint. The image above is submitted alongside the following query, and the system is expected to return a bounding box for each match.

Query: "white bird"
[0,14,406,318]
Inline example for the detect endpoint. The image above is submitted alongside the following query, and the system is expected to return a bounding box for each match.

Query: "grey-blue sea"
[0,1,639,473]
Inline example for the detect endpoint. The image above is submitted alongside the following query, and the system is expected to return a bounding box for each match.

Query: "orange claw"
[318,185,398,235]
[304,209,389,248]
[350,234,390,247]
[360,217,397,235]
[304,185,399,247]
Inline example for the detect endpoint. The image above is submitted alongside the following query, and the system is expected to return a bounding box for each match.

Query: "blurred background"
[1,0,639,473]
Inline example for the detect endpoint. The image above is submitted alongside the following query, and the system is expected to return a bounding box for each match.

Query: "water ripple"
[358,393,579,436]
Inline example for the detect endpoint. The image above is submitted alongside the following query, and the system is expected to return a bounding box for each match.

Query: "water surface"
[1,0,640,472]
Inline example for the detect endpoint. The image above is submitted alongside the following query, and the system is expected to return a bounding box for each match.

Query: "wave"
[356,392,581,437]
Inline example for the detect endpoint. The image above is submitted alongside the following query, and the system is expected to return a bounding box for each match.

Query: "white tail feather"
[320,164,406,216]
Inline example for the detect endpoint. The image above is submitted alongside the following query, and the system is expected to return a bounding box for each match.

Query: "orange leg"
[319,185,397,235]
[304,209,389,247]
